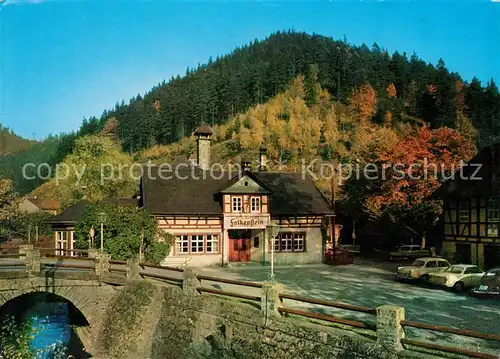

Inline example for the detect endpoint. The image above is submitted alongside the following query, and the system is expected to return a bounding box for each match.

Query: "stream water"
[0,293,87,358]
[27,302,71,358]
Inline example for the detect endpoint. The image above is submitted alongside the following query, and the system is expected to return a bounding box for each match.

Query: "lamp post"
[266,223,280,282]
[98,212,106,253]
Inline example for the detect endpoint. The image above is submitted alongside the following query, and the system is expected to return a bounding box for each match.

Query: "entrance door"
[484,245,500,270]
[455,243,471,264]
[228,230,251,262]
[229,238,251,262]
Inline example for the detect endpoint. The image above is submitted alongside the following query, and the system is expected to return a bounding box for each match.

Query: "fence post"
[376,305,405,352]
[260,281,282,325]
[126,256,141,279]
[25,248,41,276]
[95,252,111,277]
[19,244,34,260]
[183,268,200,296]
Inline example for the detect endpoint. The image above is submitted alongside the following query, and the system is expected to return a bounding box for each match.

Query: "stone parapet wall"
[144,284,445,359]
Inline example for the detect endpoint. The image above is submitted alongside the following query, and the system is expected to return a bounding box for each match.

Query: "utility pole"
[98,212,106,253]
[100,221,104,252]
[331,169,336,263]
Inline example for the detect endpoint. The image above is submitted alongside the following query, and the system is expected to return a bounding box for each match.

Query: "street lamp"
[266,223,280,282]
[98,212,106,253]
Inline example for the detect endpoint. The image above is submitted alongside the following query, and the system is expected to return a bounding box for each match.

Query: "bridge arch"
[0,276,119,341]
[0,290,89,325]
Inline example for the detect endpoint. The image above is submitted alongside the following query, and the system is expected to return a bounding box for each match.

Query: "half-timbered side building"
[48,198,139,255]
[433,143,500,269]
[140,126,333,267]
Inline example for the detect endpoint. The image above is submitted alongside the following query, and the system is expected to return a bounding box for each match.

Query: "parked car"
[471,268,500,298]
[428,264,484,292]
[389,245,431,261]
[339,244,360,254]
[395,257,450,282]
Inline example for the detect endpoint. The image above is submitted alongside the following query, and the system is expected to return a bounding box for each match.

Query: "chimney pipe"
[241,160,251,173]
[258,146,267,171]
[194,125,213,171]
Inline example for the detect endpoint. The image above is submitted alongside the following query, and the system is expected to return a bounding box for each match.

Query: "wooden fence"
[0,246,498,359]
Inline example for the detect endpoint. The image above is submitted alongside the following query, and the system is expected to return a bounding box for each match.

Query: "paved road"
[200,261,500,356]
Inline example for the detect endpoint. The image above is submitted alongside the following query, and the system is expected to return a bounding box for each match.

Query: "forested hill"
[4,30,500,195]
[69,30,500,155]
[0,125,36,155]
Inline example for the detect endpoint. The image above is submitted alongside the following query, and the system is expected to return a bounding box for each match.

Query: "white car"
[395,257,450,282]
[429,264,484,292]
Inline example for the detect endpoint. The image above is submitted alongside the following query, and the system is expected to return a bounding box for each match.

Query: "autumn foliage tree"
[100,116,119,141]
[386,83,397,99]
[349,83,377,123]
[343,125,476,237]
[0,180,16,229]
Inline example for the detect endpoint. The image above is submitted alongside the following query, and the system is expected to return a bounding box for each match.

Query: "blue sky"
[1,0,499,140]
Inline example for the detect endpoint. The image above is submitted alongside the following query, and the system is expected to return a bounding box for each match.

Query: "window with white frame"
[280,233,293,251]
[56,231,68,244]
[175,235,189,254]
[488,199,499,237]
[191,235,204,253]
[488,199,499,222]
[206,234,219,253]
[488,224,498,237]
[458,201,469,222]
[273,236,280,251]
[232,197,242,212]
[271,232,306,253]
[251,197,261,212]
[293,233,305,251]
[175,234,220,254]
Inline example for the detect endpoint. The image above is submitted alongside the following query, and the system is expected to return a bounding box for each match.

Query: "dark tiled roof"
[26,198,60,211]
[194,124,213,136]
[102,198,139,206]
[47,200,90,224]
[141,166,333,216]
[142,167,229,215]
[432,143,500,198]
[253,172,333,215]
[47,198,139,224]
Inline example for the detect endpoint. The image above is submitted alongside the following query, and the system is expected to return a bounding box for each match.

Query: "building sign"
[224,215,269,229]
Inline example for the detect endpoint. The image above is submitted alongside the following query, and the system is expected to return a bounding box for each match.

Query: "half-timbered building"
[433,143,500,269]
[139,126,334,267]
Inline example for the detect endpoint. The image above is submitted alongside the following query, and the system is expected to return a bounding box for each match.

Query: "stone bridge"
[0,275,117,351]
[0,247,487,359]
[0,246,156,353]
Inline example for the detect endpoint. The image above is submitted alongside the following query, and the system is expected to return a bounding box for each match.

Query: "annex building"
[433,143,500,269]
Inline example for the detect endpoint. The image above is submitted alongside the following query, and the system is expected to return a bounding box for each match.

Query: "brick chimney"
[194,125,213,171]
